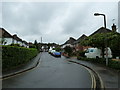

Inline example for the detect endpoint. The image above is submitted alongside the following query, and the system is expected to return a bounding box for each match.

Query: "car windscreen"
[89,49,94,52]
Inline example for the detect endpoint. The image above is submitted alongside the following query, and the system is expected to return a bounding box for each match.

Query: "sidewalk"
[2,53,41,78]
[69,57,119,88]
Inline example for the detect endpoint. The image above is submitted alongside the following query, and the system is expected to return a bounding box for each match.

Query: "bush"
[77,56,105,63]
[2,46,38,71]
[77,56,120,70]
[76,51,86,57]
[108,60,120,70]
[64,46,73,56]
[54,47,62,52]
[10,44,20,47]
[29,45,36,48]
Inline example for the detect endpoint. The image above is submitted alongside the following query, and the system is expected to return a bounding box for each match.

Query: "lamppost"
[94,13,108,66]
[94,13,106,28]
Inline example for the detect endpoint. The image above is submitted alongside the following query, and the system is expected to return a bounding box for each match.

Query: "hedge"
[2,45,38,71]
[77,56,120,70]
[108,60,120,70]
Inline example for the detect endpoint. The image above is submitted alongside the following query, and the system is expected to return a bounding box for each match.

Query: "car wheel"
[96,56,99,59]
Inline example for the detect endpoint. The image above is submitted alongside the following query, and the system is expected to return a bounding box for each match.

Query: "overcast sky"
[1,1,119,44]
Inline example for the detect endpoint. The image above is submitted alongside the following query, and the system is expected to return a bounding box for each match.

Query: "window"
[90,49,94,52]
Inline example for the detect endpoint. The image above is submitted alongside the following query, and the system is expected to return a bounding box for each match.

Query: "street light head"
[94,13,100,16]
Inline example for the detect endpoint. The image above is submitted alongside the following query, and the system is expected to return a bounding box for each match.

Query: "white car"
[85,47,112,58]
[50,50,56,55]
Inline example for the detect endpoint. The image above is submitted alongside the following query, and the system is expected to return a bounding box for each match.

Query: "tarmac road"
[3,52,92,88]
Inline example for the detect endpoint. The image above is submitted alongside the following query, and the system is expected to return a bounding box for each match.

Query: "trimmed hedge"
[108,60,120,70]
[76,51,86,57]
[2,46,38,70]
[77,56,120,70]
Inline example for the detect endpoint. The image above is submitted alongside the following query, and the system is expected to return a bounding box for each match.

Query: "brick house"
[73,34,91,51]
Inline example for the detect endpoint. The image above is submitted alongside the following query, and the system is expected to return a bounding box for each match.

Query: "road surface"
[3,52,92,88]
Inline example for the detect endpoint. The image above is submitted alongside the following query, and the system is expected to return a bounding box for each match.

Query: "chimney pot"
[112,24,117,32]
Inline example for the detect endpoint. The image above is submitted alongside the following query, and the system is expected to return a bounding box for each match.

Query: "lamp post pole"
[94,13,108,66]
[103,14,106,28]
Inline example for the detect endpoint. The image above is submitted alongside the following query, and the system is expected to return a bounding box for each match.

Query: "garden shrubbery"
[76,51,86,57]
[108,60,120,70]
[77,56,120,70]
[10,44,20,47]
[2,45,38,71]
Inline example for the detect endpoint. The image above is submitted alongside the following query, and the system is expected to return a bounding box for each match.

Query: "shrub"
[64,46,73,56]
[2,46,38,71]
[29,45,36,48]
[54,47,62,52]
[76,51,86,57]
[108,60,120,70]
[10,44,20,47]
[77,56,120,70]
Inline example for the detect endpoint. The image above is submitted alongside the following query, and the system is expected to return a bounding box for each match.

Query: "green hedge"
[108,60,120,70]
[76,51,86,57]
[77,56,120,70]
[2,46,38,70]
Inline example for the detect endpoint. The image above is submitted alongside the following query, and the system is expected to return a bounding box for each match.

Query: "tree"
[34,40,37,46]
[81,33,107,58]
[34,40,40,51]
[64,46,73,56]
[81,32,120,58]
[107,32,120,58]
[54,46,62,52]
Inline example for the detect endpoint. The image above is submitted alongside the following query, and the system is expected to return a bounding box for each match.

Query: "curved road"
[3,52,92,88]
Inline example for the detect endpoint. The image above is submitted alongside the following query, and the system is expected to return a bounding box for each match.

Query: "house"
[61,37,76,48]
[13,34,23,46]
[0,28,29,48]
[13,35,29,48]
[83,25,117,50]
[90,23,118,36]
[90,27,112,36]
[28,42,34,48]
[61,24,118,51]
[22,40,29,48]
[73,34,90,51]
[0,28,13,45]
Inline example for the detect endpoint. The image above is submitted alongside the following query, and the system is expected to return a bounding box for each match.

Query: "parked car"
[85,47,112,58]
[52,52,61,57]
[48,49,52,54]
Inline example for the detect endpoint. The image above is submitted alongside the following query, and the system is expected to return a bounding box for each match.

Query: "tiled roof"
[13,34,22,41]
[22,40,28,45]
[0,28,28,44]
[90,27,112,36]
[0,28,13,38]
[64,37,76,45]
[74,34,87,44]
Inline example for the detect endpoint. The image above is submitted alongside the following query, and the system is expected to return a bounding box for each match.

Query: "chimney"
[112,24,117,32]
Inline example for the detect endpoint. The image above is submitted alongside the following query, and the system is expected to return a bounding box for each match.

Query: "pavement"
[2,52,41,79]
[69,57,120,89]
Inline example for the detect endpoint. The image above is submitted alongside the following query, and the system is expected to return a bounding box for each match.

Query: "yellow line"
[67,60,97,89]
[95,71,105,88]
[83,67,96,90]
[67,60,105,89]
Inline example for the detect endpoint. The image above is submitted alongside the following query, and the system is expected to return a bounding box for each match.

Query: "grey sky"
[1,1,119,44]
